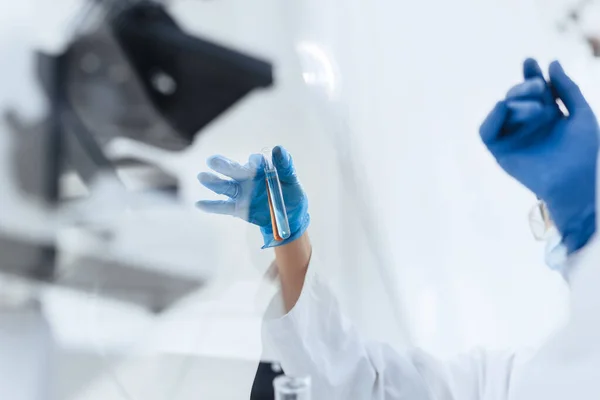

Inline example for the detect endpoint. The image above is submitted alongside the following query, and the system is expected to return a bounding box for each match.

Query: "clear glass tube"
[273,375,311,400]
[262,147,291,240]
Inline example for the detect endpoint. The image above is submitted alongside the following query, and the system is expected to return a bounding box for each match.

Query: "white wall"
[340,0,585,354]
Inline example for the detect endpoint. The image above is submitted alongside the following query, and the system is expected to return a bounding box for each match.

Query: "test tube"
[273,375,311,400]
[262,147,291,240]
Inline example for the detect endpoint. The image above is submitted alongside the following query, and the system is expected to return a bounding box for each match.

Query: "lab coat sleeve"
[262,255,518,400]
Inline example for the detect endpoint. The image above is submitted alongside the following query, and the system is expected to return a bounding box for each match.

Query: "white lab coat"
[262,235,600,399]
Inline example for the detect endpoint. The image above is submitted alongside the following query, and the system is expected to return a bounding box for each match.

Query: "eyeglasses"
[528,200,554,241]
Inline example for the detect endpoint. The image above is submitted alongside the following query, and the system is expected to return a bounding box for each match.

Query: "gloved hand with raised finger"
[196,146,310,248]
[480,59,599,254]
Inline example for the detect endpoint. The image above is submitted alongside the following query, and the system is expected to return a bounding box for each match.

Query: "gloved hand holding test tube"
[196,146,310,248]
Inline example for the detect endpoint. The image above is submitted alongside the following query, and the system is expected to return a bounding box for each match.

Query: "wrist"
[261,213,310,249]
[274,233,312,278]
[562,208,596,254]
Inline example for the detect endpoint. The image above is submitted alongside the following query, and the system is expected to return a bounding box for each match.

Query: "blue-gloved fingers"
[523,59,557,105]
[273,146,299,184]
[523,58,544,80]
[197,172,240,198]
[248,153,265,171]
[479,101,509,145]
[506,100,545,124]
[548,61,589,114]
[503,108,557,147]
[491,107,558,152]
[272,146,290,169]
[207,155,255,180]
[506,78,546,100]
[195,200,236,216]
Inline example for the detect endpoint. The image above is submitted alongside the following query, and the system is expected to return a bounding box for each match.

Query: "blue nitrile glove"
[480,59,599,254]
[196,146,310,248]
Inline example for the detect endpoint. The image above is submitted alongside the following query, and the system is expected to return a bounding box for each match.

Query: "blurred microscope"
[0,0,273,398]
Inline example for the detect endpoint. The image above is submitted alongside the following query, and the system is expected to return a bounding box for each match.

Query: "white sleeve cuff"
[261,253,339,377]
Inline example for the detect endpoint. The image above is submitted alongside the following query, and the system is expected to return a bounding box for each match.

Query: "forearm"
[274,232,312,312]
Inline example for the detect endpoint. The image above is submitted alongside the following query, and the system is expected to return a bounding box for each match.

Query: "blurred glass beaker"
[273,375,311,400]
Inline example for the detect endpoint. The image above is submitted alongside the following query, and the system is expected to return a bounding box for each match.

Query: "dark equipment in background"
[0,0,274,312]
[251,362,285,400]
[110,1,274,143]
